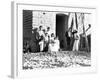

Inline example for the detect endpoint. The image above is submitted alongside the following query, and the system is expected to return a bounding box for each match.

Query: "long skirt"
[30,41,40,53]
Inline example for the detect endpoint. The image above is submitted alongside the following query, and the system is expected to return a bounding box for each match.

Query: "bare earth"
[23,51,91,69]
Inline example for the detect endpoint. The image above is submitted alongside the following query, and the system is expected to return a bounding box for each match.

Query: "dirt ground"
[23,51,91,69]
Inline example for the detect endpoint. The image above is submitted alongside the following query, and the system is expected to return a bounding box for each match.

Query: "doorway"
[56,14,69,50]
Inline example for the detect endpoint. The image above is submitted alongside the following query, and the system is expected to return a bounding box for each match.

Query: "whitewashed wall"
[32,11,56,34]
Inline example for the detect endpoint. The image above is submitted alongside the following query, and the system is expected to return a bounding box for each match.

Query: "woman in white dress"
[48,36,60,52]
[53,37,60,52]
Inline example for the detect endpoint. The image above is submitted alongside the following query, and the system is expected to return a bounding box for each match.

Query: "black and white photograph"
[22,10,91,69]
[11,2,97,78]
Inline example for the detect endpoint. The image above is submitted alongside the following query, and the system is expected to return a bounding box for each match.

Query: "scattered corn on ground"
[23,51,91,69]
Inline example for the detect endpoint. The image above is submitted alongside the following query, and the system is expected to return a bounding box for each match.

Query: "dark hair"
[51,33,54,37]
[42,29,46,32]
[40,36,44,41]
[88,24,91,28]
[47,27,50,30]
[39,26,42,29]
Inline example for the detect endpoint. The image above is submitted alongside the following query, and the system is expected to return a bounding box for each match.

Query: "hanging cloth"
[68,13,77,33]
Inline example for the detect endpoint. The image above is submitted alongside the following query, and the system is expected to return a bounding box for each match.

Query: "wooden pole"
[82,13,89,52]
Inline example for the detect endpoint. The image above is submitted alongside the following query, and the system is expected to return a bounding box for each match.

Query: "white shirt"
[48,39,60,52]
[47,30,51,37]
[45,36,49,42]
[38,30,44,37]
[54,39,60,51]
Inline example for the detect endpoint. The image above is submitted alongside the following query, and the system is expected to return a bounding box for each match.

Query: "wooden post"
[82,13,89,52]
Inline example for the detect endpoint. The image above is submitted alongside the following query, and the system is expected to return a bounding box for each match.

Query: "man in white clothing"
[38,26,45,51]
[73,30,80,51]
[38,26,44,36]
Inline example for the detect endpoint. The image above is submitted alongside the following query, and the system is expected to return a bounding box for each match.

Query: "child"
[48,41,55,52]
[48,36,60,52]
[53,37,60,52]
[50,33,55,43]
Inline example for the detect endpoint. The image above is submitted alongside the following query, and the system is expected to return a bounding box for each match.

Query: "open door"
[56,14,69,50]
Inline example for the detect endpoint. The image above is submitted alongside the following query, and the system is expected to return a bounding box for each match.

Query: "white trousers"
[73,39,80,51]
[39,41,44,51]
